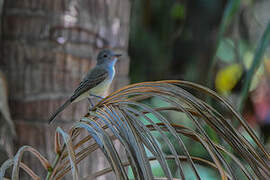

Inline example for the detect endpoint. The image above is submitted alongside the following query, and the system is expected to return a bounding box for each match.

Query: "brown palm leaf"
[1,80,269,180]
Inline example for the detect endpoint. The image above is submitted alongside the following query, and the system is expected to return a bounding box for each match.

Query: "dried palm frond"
[1,80,270,180]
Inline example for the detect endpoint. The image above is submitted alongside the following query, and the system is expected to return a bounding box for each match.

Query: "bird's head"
[96,49,121,65]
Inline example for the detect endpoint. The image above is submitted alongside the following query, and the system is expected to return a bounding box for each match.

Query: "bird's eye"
[103,54,108,58]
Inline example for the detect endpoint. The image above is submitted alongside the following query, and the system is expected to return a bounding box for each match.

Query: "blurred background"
[1,0,270,179]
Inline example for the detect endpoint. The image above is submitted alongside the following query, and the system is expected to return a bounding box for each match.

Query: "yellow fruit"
[215,63,243,95]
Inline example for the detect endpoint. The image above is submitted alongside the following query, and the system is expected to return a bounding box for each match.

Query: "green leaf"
[239,22,270,112]
[217,38,236,63]
[171,3,185,20]
[207,0,241,86]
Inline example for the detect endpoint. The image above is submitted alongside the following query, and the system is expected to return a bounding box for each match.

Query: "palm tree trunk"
[0,0,130,179]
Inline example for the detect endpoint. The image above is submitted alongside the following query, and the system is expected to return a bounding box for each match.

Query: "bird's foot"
[89,94,103,100]
[88,95,104,111]
[88,98,94,111]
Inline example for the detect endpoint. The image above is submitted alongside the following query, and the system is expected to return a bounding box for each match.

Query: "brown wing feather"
[70,67,108,101]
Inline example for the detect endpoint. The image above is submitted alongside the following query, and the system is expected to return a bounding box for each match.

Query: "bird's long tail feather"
[49,99,72,124]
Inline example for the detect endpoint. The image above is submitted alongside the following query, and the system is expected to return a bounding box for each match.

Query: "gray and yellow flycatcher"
[48,49,121,123]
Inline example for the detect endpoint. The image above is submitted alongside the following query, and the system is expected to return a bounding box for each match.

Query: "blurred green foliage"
[171,3,186,20]
[129,0,175,82]
[128,0,270,179]
[217,38,236,63]
[129,0,226,84]
[128,1,227,178]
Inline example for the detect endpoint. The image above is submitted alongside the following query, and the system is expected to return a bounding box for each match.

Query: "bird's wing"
[49,67,108,124]
[70,67,108,101]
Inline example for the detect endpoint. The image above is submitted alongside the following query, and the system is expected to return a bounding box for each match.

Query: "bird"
[48,49,121,124]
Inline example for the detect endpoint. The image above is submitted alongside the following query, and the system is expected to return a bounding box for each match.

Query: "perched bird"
[49,49,121,123]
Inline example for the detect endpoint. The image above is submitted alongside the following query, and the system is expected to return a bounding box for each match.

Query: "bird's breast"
[90,68,115,96]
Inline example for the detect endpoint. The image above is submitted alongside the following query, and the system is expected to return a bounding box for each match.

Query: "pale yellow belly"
[73,79,112,103]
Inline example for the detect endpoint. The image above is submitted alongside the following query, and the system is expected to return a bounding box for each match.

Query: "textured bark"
[1,0,130,179]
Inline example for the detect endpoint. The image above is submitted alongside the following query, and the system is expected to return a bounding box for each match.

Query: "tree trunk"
[1,0,130,179]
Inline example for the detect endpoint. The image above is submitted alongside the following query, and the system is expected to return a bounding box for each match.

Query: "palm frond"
[1,80,270,180]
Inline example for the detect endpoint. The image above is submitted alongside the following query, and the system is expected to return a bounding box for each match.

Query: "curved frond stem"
[0,159,41,180]
[19,162,42,180]
[146,123,261,179]
[171,80,270,160]
[11,146,51,180]
[120,100,203,180]
[55,128,79,180]
[14,80,270,180]
[83,155,232,180]
[73,120,129,180]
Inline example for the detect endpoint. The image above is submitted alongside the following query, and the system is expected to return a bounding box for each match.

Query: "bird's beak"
[113,54,122,57]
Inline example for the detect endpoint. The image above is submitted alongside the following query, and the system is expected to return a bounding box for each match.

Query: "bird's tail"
[49,99,72,124]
